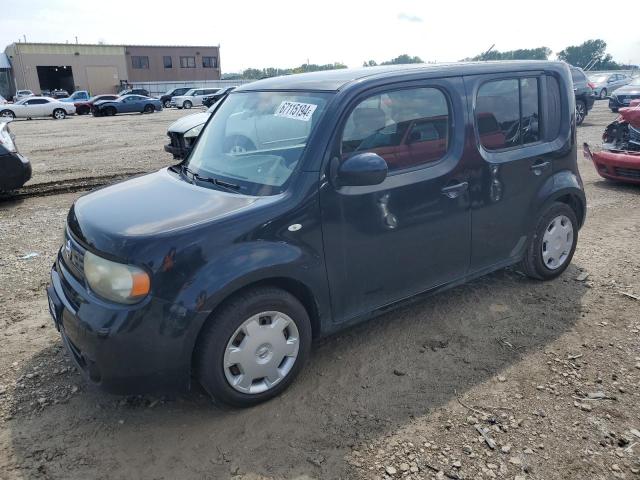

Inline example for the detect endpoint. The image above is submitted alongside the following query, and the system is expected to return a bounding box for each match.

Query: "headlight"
[0,123,16,152]
[184,124,204,139]
[84,251,150,304]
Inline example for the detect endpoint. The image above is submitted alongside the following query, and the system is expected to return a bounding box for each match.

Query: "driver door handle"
[530,160,551,175]
[441,181,469,199]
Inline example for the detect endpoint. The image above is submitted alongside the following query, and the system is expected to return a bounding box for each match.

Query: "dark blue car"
[48,61,586,407]
[92,94,162,116]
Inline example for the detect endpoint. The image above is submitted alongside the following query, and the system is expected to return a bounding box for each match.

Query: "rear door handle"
[441,181,469,199]
[530,161,551,175]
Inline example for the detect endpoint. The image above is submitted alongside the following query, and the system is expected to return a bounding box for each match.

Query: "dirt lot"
[0,102,638,480]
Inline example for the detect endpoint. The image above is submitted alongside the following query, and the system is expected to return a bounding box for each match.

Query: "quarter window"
[131,56,149,69]
[341,87,450,172]
[476,78,541,150]
[180,56,196,68]
[163,56,172,68]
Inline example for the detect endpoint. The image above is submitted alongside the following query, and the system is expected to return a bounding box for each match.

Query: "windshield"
[183,89,197,96]
[186,91,332,195]
[589,75,608,83]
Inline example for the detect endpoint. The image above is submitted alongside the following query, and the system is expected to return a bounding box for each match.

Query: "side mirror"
[336,152,388,187]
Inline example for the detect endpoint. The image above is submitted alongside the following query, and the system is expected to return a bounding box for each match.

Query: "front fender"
[529,169,586,232]
[165,240,330,369]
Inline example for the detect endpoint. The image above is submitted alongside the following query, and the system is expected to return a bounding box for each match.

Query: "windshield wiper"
[181,164,241,193]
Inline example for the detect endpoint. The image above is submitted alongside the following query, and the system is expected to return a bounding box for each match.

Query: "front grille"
[168,132,184,149]
[61,231,85,281]
[617,94,640,105]
[614,167,640,179]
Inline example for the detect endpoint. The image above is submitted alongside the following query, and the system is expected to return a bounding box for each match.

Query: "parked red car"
[74,94,119,115]
[584,99,640,184]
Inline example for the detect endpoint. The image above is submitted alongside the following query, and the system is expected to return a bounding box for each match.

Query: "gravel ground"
[0,101,638,480]
[7,107,194,186]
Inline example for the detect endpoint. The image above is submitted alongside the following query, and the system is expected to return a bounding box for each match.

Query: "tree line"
[222,39,637,80]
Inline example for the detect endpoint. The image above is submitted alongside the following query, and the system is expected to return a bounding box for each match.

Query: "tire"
[53,108,66,120]
[163,100,171,108]
[575,99,586,126]
[195,286,312,408]
[518,202,578,281]
[183,100,192,109]
[599,88,607,100]
[143,104,154,113]
[611,108,619,113]
[0,110,15,119]
[106,107,117,116]
[77,106,89,115]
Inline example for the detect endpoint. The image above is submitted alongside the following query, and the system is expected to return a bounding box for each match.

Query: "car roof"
[236,61,569,92]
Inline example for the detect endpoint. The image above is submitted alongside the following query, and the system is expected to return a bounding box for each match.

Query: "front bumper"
[0,151,31,190]
[584,143,640,184]
[46,248,193,394]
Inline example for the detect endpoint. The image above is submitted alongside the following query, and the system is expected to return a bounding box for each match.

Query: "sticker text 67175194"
[274,101,318,122]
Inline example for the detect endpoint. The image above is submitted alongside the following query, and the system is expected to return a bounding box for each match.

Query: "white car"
[171,88,220,109]
[0,97,76,120]
[13,90,34,102]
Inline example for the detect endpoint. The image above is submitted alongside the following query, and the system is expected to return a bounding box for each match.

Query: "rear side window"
[341,87,450,172]
[545,75,561,140]
[476,78,540,150]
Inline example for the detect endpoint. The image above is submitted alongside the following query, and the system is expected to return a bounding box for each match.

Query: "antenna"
[481,44,495,60]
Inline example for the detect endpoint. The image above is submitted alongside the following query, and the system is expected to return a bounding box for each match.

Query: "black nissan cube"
[48,61,586,407]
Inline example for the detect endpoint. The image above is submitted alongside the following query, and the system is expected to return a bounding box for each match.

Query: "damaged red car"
[584,99,640,184]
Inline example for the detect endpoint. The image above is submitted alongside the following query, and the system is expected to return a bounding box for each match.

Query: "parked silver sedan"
[588,73,631,99]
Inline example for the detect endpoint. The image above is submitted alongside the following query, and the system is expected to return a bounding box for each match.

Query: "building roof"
[0,53,10,69]
[236,60,567,92]
[7,42,218,49]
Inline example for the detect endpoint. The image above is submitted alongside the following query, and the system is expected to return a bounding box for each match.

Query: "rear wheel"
[183,100,192,109]
[143,104,154,113]
[575,99,586,126]
[518,202,578,280]
[0,110,15,119]
[195,287,312,407]
[53,108,66,120]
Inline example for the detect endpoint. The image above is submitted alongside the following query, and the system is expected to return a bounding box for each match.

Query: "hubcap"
[541,215,573,270]
[223,311,299,394]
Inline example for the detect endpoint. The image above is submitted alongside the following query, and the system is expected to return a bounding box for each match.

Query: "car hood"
[614,85,640,95]
[167,112,210,133]
[68,168,266,257]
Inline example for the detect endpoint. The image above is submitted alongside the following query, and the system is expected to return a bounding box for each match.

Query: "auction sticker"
[274,101,317,121]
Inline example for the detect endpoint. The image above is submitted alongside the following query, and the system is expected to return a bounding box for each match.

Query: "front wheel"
[195,287,312,407]
[518,202,578,280]
[599,88,607,100]
[0,110,15,119]
[183,100,192,109]
[143,104,154,113]
[53,108,66,120]
[163,100,171,108]
[575,100,586,126]
[611,108,619,113]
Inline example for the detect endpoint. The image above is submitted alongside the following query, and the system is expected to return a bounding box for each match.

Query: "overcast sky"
[1,0,638,72]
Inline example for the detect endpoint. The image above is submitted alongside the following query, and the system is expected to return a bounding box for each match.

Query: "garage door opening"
[36,66,75,94]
